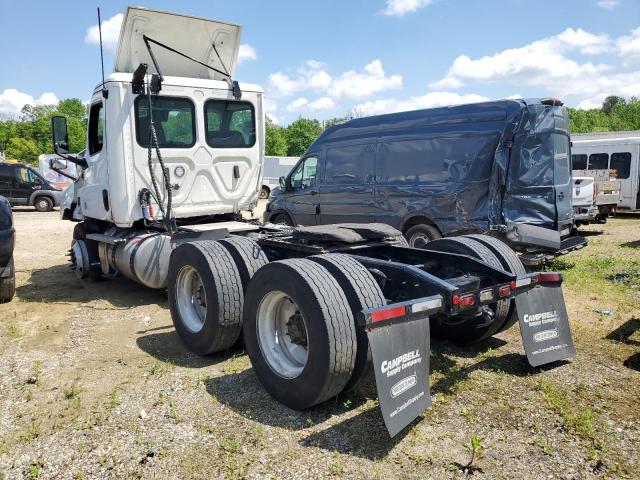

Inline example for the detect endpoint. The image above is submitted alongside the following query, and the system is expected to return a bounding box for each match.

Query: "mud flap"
[363,297,440,437]
[516,284,576,367]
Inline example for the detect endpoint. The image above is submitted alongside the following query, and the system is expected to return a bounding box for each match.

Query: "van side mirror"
[279,176,287,190]
[51,116,69,154]
[50,158,67,171]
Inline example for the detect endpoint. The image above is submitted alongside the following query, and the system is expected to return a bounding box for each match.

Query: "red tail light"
[371,305,406,323]
[533,272,562,283]
[453,293,475,309]
[498,285,512,298]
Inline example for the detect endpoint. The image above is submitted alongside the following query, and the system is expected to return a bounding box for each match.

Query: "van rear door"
[553,133,573,235]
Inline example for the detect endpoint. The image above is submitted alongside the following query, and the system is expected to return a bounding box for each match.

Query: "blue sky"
[0,0,639,124]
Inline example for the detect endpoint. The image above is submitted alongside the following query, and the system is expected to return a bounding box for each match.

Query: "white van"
[571,131,640,211]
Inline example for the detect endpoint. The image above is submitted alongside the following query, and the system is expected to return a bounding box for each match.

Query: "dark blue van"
[265,99,586,263]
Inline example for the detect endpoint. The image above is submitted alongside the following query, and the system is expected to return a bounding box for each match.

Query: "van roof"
[307,99,551,149]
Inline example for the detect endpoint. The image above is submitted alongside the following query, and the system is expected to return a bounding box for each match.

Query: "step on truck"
[50,6,576,437]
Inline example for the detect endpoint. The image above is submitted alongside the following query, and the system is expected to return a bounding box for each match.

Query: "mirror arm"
[54,148,88,169]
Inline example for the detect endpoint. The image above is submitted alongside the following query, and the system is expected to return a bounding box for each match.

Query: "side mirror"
[50,158,67,171]
[32,177,42,185]
[51,115,69,154]
[279,176,287,190]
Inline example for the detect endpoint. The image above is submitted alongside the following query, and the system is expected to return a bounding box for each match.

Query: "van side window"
[553,134,571,185]
[571,154,587,170]
[377,140,449,184]
[88,102,105,155]
[610,152,631,179]
[204,100,256,148]
[588,153,609,170]
[324,144,373,185]
[290,157,318,190]
[16,166,29,182]
[135,96,196,148]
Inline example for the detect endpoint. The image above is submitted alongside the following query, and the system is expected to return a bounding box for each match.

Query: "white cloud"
[309,97,336,110]
[238,44,257,64]
[268,59,401,99]
[428,76,463,89]
[0,89,60,117]
[433,27,640,109]
[85,13,123,51]
[597,0,620,9]
[617,26,640,64]
[383,0,433,16]
[286,97,309,112]
[351,91,489,117]
[506,93,523,100]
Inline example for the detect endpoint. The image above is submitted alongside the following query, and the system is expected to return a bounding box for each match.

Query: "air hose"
[145,84,174,234]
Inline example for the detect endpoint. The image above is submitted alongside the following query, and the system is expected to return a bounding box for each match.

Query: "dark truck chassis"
[164,222,576,437]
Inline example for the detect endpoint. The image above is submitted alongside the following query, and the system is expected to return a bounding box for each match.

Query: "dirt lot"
[1,208,638,479]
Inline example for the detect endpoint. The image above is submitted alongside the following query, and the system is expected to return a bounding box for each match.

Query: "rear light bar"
[498,285,511,298]
[371,305,406,323]
[531,272,563,284]
[363,295,444,328]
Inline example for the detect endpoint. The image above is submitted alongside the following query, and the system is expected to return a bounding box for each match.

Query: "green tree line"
[1,95,639,164]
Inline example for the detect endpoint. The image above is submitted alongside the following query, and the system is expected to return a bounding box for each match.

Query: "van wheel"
[465,234,526,334]
[309,253,386,392]
[0,258,15,303]
[259,187,270,199]
[168,241,244,355]
[426,236,510,344]
[405,224,441,247]
[34,196,53,212]
[243,259,357,409]
[271,213,293,226]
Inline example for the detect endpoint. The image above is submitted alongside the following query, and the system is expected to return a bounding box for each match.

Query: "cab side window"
[289,156,318,191]
[88,102,105,155]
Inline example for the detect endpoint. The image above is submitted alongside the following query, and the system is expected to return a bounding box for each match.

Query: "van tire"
[259,186,270,199]
[426,236,510,344]
[0,258,15,303]
[465,234,526,333]
[405,224,441,247]
[309,253,386,392]
[271,213,293,226]
[168,240,243,355]
[34,196,53,212]
[243,259,357,409]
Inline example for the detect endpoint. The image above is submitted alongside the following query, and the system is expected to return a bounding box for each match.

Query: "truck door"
[285,155,319,226]
[553,134,572,233]
[319,143,376,224]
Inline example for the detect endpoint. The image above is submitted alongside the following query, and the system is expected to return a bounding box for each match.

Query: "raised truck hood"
[114,6,241,80]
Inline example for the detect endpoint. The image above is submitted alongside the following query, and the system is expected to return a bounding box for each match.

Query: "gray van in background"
[260,156,298,199]
[265,99,587,264]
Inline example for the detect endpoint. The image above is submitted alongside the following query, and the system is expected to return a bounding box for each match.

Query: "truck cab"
[54,7,264,227]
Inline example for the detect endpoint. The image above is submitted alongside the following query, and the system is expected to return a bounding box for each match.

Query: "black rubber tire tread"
[34,196,53,212]
[405,223,442,247]
[426,236,510,344]
[272,213,293,226]
[243,259,357,408]
[0,257,15,303]
[168,240,243,355]
[309,253,386,392]
[465,234,526,333]
[218,236,269,291]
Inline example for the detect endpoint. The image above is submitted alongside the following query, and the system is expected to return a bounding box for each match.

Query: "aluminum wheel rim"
[257,291,309,379]
[175,265,207,333]
[37,199,48,210]
[409,232,430,248]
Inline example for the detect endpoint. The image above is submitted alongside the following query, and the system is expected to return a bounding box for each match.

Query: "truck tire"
[34,196,53,212]
[0,258,15,303]
[243,259,357,409]
[465,234,526,333]
[168,241,243,355]
[426,236,510,344]
[218,237,269,291]
[71,223,102,282]
[219,236,269,347]
[309,253,386,392]
[404,224,441,247]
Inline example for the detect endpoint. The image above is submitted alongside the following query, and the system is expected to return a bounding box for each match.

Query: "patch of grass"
[26,360,43,386]
[224,460,246,480]
[23,459,44,479]
[219,436,240,455]
[104,387,121,412]
[64,378,82,400]
[328,456,346,476]
[222,354,248,375]
[20,419,42,443]
[4,322,23,340]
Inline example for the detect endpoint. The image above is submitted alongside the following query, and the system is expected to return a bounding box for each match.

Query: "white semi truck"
[50,7,576,436]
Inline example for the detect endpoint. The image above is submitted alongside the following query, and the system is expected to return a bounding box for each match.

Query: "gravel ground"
[0,206,638,479]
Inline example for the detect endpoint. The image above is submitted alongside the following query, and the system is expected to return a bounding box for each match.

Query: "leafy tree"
[6,137,39,164]
[265,117,288,156]
[602,95,626,115]
[285,118,322,157]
